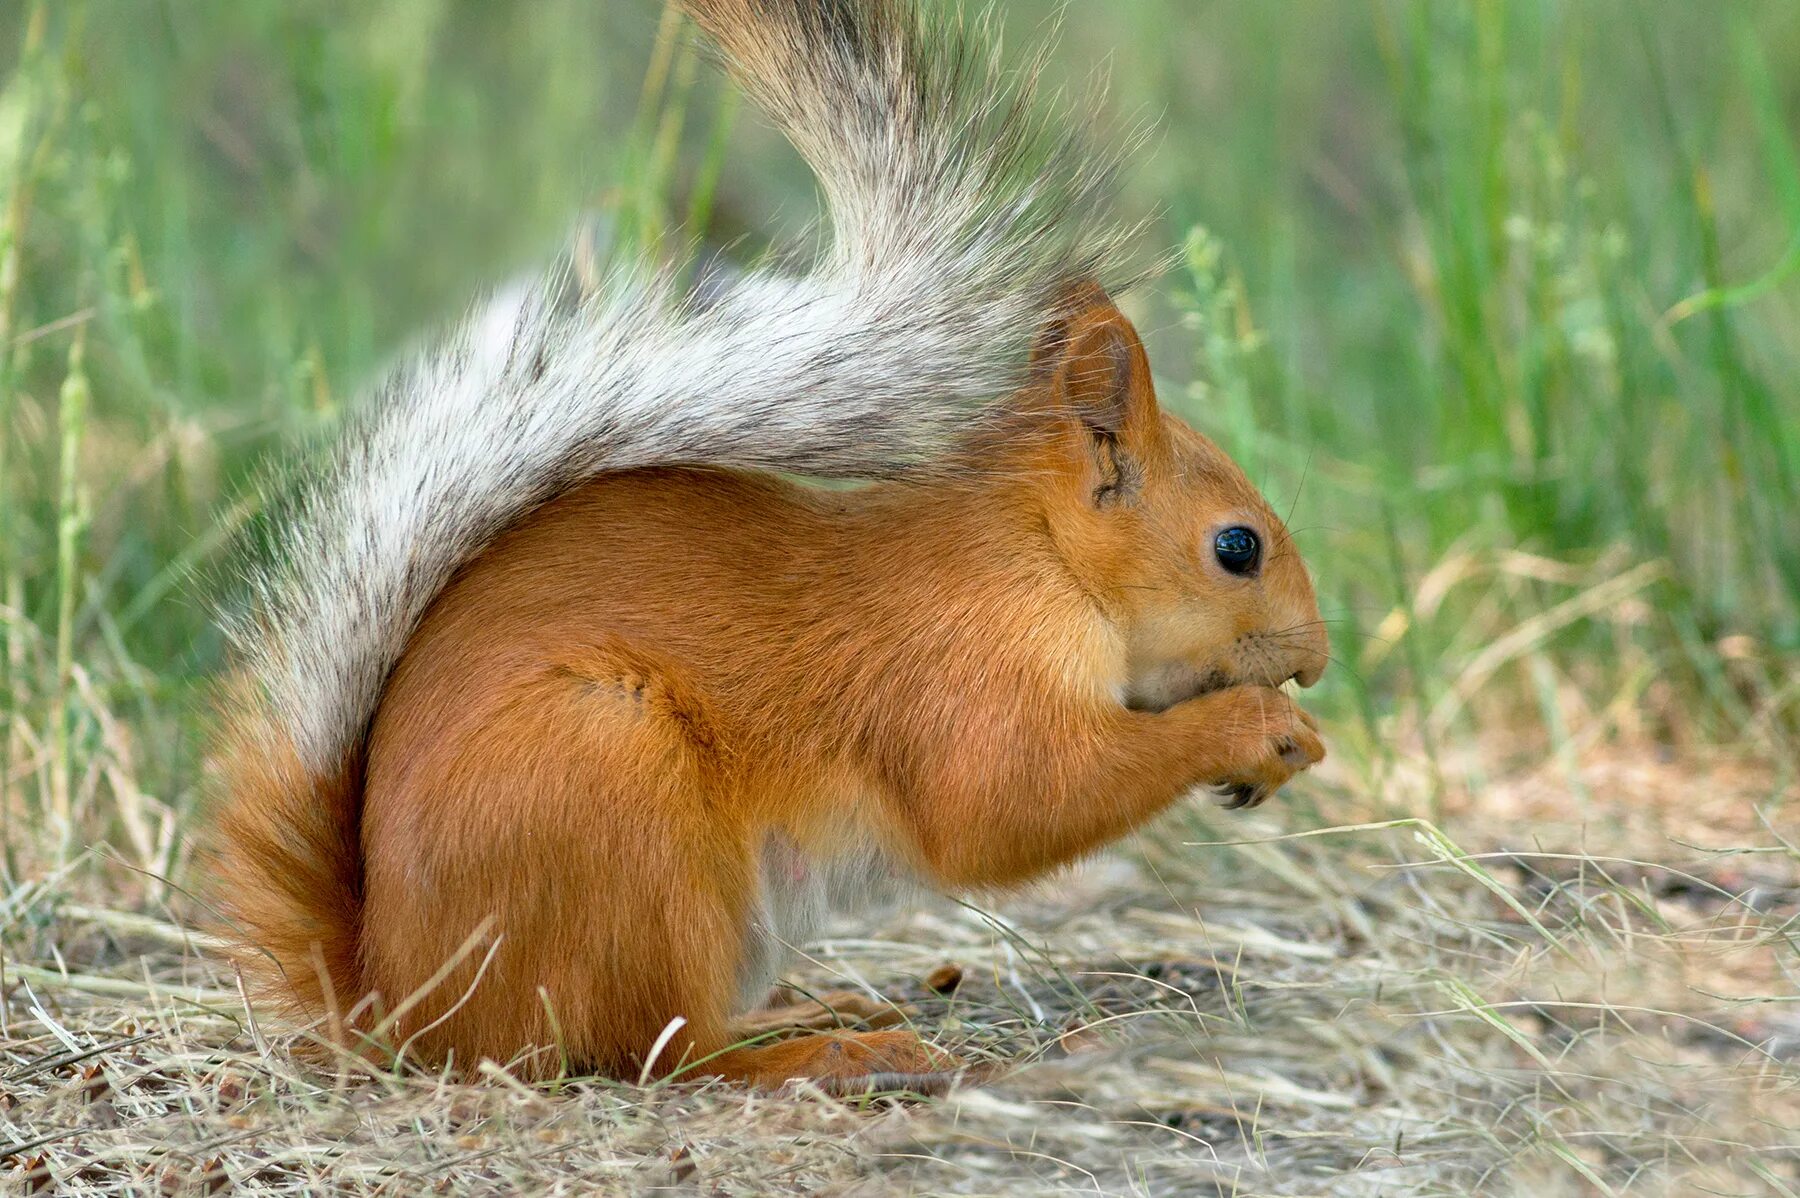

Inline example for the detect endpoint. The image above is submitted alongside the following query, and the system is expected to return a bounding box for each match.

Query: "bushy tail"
[211,0,1133,1018]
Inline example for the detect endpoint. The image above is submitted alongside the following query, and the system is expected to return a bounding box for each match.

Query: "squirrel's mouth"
[1123,665,1234,713]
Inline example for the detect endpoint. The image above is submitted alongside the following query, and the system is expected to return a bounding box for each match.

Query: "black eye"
[1213,526,1261,575]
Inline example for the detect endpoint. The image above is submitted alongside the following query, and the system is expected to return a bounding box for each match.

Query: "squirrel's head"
[1005,285,1328,711]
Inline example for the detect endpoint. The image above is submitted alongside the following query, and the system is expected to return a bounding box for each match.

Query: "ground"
[4,743,1795,1196]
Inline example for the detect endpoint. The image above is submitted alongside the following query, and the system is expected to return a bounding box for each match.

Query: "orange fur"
[212,690,363,1039]
[210,295,1327,1088]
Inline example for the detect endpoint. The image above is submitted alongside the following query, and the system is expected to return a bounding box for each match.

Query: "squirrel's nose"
[1290,624,1329,688]
[1291,647,1327,688]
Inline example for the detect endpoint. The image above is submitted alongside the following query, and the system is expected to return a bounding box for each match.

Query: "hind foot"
[704,1028,962,1094]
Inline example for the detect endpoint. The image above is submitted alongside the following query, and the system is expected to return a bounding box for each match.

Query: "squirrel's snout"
[1287,620,1330,688]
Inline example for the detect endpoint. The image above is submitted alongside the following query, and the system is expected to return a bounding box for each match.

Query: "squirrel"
[210,0,1328,1092]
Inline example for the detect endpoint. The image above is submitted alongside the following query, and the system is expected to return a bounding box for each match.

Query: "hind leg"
[364,641,960,1088]
[362,643,761,1079]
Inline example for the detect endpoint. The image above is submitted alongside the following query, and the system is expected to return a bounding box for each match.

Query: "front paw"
[1194,685,1324,809]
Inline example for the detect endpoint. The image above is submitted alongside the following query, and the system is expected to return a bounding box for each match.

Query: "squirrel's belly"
[734,813,919,1012]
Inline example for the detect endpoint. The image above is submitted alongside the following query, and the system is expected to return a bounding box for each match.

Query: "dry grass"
[3,744,1794,1196]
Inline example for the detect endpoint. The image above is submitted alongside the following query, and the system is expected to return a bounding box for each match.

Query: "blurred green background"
[1,0,1796,870]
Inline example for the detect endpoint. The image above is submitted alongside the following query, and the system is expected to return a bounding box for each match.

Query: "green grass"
[0,1,1796,1193]
[2,0,1795,841]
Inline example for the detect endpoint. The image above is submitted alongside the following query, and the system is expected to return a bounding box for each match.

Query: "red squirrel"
[211,0,1328,1092]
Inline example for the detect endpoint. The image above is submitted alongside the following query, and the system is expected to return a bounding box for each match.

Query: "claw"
[1222,783,1259,810]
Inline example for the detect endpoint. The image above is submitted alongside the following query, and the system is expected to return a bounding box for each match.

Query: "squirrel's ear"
[1029,285,1161,499]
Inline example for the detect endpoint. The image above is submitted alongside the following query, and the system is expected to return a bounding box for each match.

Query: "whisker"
[1284,448,1314,528]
